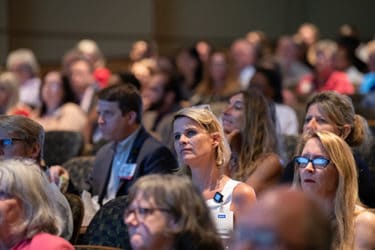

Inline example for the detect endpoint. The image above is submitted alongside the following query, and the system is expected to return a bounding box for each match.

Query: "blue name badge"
[218,214,226,219]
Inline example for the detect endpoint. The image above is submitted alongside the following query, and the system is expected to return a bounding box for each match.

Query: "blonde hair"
[6,48,40,76]
[0,72,20,113]
[308,39,337,66]
[366,39,375,57]
[173,107,231,168]
[293,131,358,250]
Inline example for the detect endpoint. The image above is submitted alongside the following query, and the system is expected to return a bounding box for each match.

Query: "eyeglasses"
[294,156,330,169]
[0,138,24,147]
[124,206,171,221]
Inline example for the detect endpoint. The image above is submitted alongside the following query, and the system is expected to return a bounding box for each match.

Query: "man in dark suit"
[91,83,178,204]
[51,83,178,205]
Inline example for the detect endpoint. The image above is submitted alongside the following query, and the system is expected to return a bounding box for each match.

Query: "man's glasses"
[294,156,330,169]
[0,138,24,147]
[124,206,171,221]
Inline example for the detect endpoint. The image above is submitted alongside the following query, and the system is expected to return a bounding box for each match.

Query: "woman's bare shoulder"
[233,181,256,201]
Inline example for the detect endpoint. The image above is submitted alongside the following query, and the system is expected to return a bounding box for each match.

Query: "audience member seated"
[359,40,375,94]
[50,84,178,206]
[76,39,111,89]
[336,24,368,73]
[125,174,224,250]
[130,58,157,90]
[275,35,312,89]
[281,91,375,208]
[32,71,87,133]
[190,49,240,107]
[295,22,320,68]
[231,187,332,250]
[141,71,182,145]
[174,46,204,101]
[245,30,272,62]
[334,43,363,89]
[0,158,74,250]
[297,39,355,96]
[65,54,99,114]
[0,71,31,116]
[129,40,157,64]
[230,39,257,90]
[250,66,299,135]
[293,131,375,249]
[221,90,283,194]
[0,114,73,240]
[6,48,41,109]
[194,40,213,66]
[172,107,256,247]
[359,40,375,109]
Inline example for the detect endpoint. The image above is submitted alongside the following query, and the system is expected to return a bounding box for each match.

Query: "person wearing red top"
[297,39,354,96]
[12,233,73,250]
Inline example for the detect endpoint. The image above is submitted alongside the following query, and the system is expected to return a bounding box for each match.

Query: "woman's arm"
[231,182,256,220]
[245,153,283,195]
[355,209,375,249]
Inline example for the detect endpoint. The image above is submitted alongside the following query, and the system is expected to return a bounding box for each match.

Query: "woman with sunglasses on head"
[124,174,224,250]
[293,131,375,250]
[172,107,256,247]
[282,91,375,208]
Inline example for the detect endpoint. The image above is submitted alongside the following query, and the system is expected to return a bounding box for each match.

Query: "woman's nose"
[124,212,139,226]
[178,134,189,144]
[97,114,104,124]
[304,118,317,131]
[223,105,232,116]
[305,161,315,172]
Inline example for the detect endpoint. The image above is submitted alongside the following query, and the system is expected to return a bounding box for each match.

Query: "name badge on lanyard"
[119,163,137,180]
[212,210,234,235]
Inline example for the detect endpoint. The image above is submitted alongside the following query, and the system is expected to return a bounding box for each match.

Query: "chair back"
[44,130,84,166]
[64,193,84,244]
[80,196,130,249]
[62,156,95,194]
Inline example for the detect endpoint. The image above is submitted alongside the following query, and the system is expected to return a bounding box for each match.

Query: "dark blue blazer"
[90,126,178,204]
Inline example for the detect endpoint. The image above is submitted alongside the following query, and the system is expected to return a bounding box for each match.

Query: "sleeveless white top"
[206,178,240,239]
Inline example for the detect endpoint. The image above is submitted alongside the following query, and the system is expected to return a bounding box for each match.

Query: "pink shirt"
[11,233,74,250]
